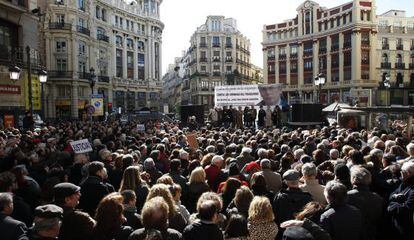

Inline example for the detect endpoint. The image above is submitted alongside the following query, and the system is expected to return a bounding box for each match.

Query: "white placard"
[137,124,146,132]
[70,139,93,154]
[214,84,282,107]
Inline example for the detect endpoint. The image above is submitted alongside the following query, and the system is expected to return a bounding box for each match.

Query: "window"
[212,36,220,46]
[98,48,107,60]
[360,10,364,21]
[78,0,85,10]
[343,15,347,25]
[58,86,71,97]
[213,65,220,70]
[138,41,144,51]
[138,53,145,80]
[361,32,369,44]
[304,59,312,71]
[56,59,67,71]
[396,54,403,64]
[279,47,286,56]
[57,14,65,23]
[382,53,388,63]
[201,65,206,72]
[96,6,100,19]
[101,9,106,21]
[78,60,86,73]
[127,51,133,79]
[226,37,231,45]
[115,16,119,26]
[78,18,86,28]
[55,0,64,4]
[330,20,334,28]
[56,40,66,52]
[226,51,232,57]
[361,51,369,64]
[324,22,328,31]
[126,20,130,30]
[200,51,206,58]
[78,41,86,55]
[290,45,298,55]
[127,38,134,48]
[116,49,123,77]
[120,17,123,28]
[226,66,232,72]
[116,36,122,46]
[349,13,352,23]
[213,51,219,57]
[267,49,275,57]
[337,18,340,27]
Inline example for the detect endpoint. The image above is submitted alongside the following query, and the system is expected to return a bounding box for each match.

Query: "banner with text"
[70,139,93,154]
[214,84,282,107]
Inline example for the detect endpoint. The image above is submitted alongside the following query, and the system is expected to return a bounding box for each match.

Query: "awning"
[322,102,351,112]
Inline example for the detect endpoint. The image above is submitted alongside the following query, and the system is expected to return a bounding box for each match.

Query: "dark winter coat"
[79,175,115,216]
[272,188,313,224]
[183,220,224,240]
[320,204,363,240]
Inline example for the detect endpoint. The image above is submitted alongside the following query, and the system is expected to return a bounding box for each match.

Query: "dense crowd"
[0,112,414,240]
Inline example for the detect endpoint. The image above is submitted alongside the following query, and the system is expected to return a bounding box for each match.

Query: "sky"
[160,0,413,75]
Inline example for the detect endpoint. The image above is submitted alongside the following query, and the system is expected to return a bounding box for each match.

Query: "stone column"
[352,31,362,81]
[313,40,319,77]
[326,36,332,83]
[286,45,291,85]
[339,32,344,82]
[275,46,279,83]
[298,43,304,86]
[71,83,79,119]
[369,31,377,82]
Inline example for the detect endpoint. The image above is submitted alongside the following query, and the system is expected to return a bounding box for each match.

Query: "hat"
[244,161,260,172]
[53,183,80,200]
[34,204,63,219]
[283,170,300,181]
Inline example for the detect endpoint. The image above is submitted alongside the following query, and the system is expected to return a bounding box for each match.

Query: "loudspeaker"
[291,104,322,122]
[180,105,204,125]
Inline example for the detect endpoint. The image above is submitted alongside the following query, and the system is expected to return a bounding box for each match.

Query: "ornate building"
[42,0,163,119]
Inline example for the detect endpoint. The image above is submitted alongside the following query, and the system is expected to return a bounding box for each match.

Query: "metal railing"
[49,22,72,30]
[381,62,391,69]
[98,76,110,82]
[77,26,90,36]
[395,63,405,69]
[48,71,73,78]
[97,34,109,42]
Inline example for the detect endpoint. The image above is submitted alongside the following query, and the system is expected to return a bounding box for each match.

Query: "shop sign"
[0,85,21,94]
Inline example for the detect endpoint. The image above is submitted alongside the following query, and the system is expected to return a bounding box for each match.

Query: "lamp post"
[38,69,48,119]
[314,73,326,104]
[89,67,96,95]
[384,74,391,106]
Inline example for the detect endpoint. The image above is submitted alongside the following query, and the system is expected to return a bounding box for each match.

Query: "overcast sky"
[160,0,413,75]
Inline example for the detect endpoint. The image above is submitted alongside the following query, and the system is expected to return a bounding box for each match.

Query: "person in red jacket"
[205,155,224,192]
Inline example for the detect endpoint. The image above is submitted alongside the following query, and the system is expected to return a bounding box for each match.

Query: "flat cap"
[283,169,300,181]
[34,204,63,219]
[53,183,80,199]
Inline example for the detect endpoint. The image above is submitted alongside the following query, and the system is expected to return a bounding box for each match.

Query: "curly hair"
[146,184,177,216]
[248,196,274,223]
[94,192,124,237]
[233,186,253,217]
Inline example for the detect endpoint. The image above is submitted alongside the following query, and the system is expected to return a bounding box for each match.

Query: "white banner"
[70,139,93,154]
[214,84,282,107]
[137,124,146,132]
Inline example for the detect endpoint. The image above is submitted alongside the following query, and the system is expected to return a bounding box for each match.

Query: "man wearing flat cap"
[272,170,312,228]
[28,204,63,240]
[53,183,95,240]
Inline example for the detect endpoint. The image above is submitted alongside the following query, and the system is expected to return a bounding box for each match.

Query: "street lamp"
[38,69,48,119]
[314,73,326,104]
[384,74,391,106]
[9,65,21,81]
[89,67,96,94]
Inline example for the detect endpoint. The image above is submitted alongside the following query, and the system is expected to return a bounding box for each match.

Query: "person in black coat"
[79,161,115,216]
[320,181,363,240]
[183,200,223,240]
[0,192,28,240]
[273,170,312,225]
[387,161,414,240]
[347,166,383,240]
[257,106,266,128]
[120,190,142,230]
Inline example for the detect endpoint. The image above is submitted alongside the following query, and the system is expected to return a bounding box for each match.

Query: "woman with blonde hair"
[119,166,148,212]
[146,184,187,232]
[227,186,254,218]
[186,167,210,213]
[92,192,133,240]
[247,196,278,240]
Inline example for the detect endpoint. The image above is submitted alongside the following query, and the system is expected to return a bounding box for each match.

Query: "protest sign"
[70,139,93,154]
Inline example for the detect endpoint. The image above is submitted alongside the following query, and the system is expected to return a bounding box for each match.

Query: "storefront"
[377,87,414,106]
[114,91,125,114]
[55,99,71,119]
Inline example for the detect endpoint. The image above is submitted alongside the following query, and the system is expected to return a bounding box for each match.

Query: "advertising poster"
[214,84,282,107]
[91,98,104,116]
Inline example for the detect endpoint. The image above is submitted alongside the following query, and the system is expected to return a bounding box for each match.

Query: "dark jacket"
[320,204,363,240]
[129,228,182,240]
[92,225,133,240]
[0,213,28,240]
[387,175,414,239]
[273,188,313,224]
[186,182,210,213]
[11,194,33,227]
[123,205,142,230]
[79,175,115,216]
[347,185,383,240]
[59,206,95,240]
[282,218,332,240]
[183,220,223,240]
[134,184,149,213]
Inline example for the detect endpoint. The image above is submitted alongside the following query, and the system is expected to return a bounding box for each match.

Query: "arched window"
[101,8,106,21]
[396,72,403,86]
[97,27,105,35]
[396,54,403,64]
[126,38,134,48]
[382,53,388,63]
[115,36,123,46]
[96,6,100,19]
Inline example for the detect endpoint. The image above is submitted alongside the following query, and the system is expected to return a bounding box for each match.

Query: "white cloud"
[160,0,413,75]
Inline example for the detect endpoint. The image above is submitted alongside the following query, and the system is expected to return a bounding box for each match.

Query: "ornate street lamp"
[9,65,21,81]
[314,73,326,104]
[89,67,96,94]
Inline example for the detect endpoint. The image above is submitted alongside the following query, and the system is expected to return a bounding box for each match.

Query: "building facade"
[263,0,378,105]
[162,57,185,113]
[181,16,258,112]
[42,0,163,119]
[0,0,42,127]
[376,10,414,105]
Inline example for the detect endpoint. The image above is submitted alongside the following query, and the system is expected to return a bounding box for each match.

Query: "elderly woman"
[247,196,278,240]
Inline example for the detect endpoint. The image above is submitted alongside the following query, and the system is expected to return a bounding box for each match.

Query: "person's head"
[295,201,325,222]
[144,158,156,171]
[141,196,169,230]
[283,169,300,188]
[211,155,224,168]
[32,204,63,238]
[0,192,13,215]
[349,150,365,165]
[169,184,182,202]
[301,163,317,180]
[189,166,206,184]
[156,175,174,185]
[406,143,414,157]
[88,161,107,179]
[233,186,254,217]
[197,200,218,222]
[334,163,350,184]
[223,178,242,198]
[401,161,414,181]
[197,192,223,215]
[260,159,271,170]
[170,159,181,172]
[225,214,249,239]
[324,181,348,207]
[121,190,136,206]
[350,166,372,187]
[0,171,17,192]
[94,192,125,235]
[146,184,177,216]
[119,166,142,192]
[53,183,81,208]
[248,196,274,223]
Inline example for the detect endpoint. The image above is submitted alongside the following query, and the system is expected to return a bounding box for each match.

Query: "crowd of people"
[0,114,413,240]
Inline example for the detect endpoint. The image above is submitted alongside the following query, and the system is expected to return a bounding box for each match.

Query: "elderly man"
[348,166,383,240]
[236,147,254,170]
[205,155,224,191]
[300,163,326,204]
[257,159,282,193]
[387,161,414,240]
[28,204,63,240]
[0,192,28,240]
[404,143,414,162]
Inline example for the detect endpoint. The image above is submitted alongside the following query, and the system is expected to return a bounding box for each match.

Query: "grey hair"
[294,149,305,160]
[302,163,317,177]
[370,148,383,158]
[406,143,414,155]
[330,149,339,159]
[401,161,414,175]
[350,166,372,186]
[325,181,348,207]
[257,148,268,158]
[0,192,13,212]
[32,217,61,232]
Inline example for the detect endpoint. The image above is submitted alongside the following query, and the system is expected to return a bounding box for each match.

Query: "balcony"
[213,72,221,76]
[97,34,109,42]
[212,43,220,48]
[331,45,339,52]
[303,50,313,57]
[279,54,286,60]
[199,43,207,48]
[343,42,352,49]
[396,44,404,51]
[77,26,90,36]
[267,56,275,61]
[98,76,110,83]
[49,22,72,30]
[199,57,207,62]
[0,45,24,66]
[225,43,233,48]
[395,63,405,69]
[212,56,221,62]
[268,70,275,75]
[48,71,73,78]
[4,0,26,8]
[290,53,298,59]
[409,63,414,69]
[78,72,91,79]
[225,57,233,62]
[382,43,389,50]
[319,48,327,54]
[381,62,391,69]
